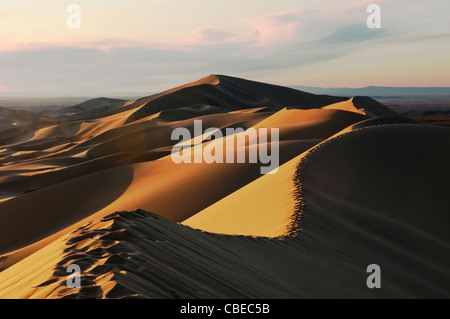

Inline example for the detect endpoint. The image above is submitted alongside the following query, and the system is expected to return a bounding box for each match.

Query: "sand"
[0,75,448,298]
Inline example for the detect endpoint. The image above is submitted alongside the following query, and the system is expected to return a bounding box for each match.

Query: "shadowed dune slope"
[125,75,346,123]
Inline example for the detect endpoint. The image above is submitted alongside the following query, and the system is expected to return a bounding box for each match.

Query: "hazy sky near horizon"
[1,0,449,95]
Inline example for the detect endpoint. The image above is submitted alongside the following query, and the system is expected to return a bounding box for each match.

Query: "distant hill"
[290,86,450,98]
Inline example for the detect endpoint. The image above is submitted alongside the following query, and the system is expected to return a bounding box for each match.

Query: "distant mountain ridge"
[2,83,450,109]
[290,85,450,98]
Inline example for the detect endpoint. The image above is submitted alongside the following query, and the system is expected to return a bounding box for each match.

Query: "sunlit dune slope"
[183,152,303,237]
[322,96,399,117]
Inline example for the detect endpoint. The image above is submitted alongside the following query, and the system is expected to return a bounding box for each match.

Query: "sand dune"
[183,152,303,237]
[322,96,399,117]
[0,75,448,298]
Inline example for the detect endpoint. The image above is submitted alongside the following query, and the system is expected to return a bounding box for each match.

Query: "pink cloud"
[250,9,306,45]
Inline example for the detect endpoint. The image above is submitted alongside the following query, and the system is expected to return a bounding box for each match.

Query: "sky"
[0,0,449,96]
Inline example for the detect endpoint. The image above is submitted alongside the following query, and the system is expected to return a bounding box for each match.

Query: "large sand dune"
[0,75,448,298]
